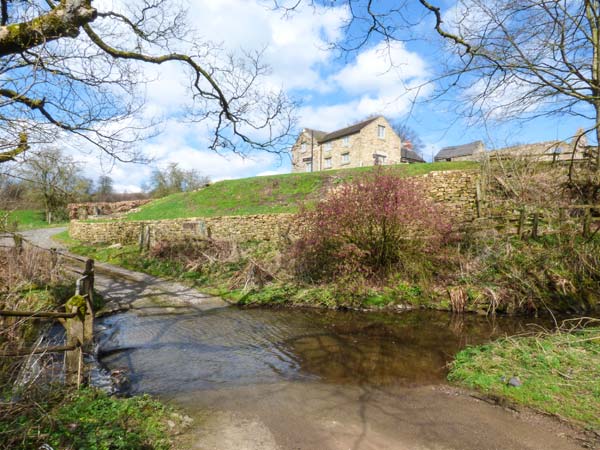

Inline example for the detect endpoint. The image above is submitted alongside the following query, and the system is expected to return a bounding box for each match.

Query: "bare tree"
[95,175,114,202]
[390,122,424,156]
[149,162,209,197]
[20,148,92,223]
[0,0,296,165]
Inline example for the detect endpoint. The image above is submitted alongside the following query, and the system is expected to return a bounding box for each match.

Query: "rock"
[508,376,522,387]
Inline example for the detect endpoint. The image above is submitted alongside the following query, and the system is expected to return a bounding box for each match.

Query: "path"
[23,228,595,450]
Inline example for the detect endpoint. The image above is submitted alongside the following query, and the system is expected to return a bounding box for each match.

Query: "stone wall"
[421,170,478,222]
[67,199,152,220]
[69,214,297,245]
[69,170,480,245]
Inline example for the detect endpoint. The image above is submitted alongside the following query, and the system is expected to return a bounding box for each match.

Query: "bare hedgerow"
[293,169,454,283]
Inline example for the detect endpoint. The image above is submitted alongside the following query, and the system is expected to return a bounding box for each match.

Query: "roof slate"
[303,128,328,142]
[318,117,379,143]
[401,148,425,163]
[435,141,484,160]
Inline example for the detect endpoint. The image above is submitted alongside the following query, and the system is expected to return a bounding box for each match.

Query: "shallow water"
[97,306,550,394]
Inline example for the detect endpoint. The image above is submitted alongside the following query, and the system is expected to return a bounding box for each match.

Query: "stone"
[508,376,522,387]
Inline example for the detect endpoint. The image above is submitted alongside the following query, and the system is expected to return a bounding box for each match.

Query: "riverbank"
[0,234,190,450]
[54,229,600,315]
[448,324,600,433]
[51,228,600,444]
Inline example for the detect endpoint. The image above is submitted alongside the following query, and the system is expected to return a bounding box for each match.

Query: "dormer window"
[378,125,385,139]
[343,136,350,146]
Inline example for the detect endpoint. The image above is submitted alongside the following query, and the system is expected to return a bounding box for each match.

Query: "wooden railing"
[0,238,95,387]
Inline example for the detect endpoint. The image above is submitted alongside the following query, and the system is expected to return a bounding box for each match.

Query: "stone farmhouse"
[434,130,590,163]
[291,116,424,173]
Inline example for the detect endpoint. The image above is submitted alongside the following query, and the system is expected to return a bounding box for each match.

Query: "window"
[304,158,312,172]
[341,153,350,164]
[343,136,350,146]
[324,157,332,168]
[301,143,307,153]
[378,125,385,139]
[324,142,332,151]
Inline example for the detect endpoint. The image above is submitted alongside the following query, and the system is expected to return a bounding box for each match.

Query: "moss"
[65,294,86,318]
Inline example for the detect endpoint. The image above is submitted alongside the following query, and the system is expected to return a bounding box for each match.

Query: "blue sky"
[72,0,591,192]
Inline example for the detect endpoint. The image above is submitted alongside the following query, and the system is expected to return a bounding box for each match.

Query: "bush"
[293,170,453,283]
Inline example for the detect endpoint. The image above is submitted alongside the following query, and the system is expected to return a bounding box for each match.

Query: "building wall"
[291,117,402,173]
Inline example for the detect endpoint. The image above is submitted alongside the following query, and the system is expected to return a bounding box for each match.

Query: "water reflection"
[97,307,548,394]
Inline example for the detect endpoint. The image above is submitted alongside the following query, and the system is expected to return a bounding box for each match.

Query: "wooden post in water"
[82,259,95,349]
[63,305,83,386]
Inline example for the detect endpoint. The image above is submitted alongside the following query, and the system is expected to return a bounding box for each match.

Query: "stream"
[19,229,589,449]
[97,304,585,450]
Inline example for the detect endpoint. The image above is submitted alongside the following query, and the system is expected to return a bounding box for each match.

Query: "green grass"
[1,209,68,230]
[448,328,600,431]
[126,162,477,221]
[0,387,185,450]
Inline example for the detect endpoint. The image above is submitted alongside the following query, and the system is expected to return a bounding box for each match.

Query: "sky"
[66,0,590,192]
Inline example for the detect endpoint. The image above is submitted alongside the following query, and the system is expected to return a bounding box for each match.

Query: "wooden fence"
[0,237,95,387]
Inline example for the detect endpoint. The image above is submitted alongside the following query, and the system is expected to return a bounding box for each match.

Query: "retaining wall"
[69,170,479,245]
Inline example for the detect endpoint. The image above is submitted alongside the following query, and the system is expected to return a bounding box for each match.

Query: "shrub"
[293,169,453,283]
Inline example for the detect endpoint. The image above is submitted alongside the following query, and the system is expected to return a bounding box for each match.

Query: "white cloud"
[331,41,428,94]
[298,41,431,131]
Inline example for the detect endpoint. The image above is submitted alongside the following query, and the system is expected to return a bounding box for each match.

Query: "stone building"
[434,131,590,163]
[290,116,423,173]
[434,141,485,162]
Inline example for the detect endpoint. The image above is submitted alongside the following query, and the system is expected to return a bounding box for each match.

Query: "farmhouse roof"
[319,117,379,143]
[402,148,425,163]
[435,141,484,160]
[303,128,328,142]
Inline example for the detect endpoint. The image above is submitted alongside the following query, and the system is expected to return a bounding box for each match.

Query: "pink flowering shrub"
[293,170,453,282]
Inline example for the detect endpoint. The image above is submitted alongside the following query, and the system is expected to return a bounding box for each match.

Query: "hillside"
[126,161,477,221]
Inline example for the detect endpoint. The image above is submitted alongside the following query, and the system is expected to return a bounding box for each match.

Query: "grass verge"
[0,387,187,450]
[448,326,600,431]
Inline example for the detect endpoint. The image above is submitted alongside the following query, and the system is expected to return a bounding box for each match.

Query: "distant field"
[126,161,478,221]
[1,209,67,230]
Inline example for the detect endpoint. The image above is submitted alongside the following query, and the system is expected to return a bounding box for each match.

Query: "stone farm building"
[291,116,424,173]
[434,130,590,162]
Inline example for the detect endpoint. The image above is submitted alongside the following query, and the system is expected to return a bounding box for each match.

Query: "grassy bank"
[55,229,600,315]
[125,161,477,220]
[0,387,187,450]
[0,245,185,450]
[448,326,600,431]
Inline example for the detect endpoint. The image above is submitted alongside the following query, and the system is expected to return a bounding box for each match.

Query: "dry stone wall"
[69,214,297,245]
[69,170,479,245]
[68,199,152,220]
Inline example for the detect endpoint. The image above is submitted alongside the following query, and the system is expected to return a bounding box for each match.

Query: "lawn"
[126,161,477,221]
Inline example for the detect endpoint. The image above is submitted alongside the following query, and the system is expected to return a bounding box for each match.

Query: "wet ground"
[24,228,593,450]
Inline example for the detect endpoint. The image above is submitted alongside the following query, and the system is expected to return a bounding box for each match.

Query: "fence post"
[64,305,84,386]
[517,208,526,238]
[82,259,95,349]
[583,207,591,238]
[531,211,539,239]
[475,180,483,218]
